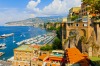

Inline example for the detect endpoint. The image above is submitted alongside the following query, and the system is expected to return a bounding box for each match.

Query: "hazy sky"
[0,0,81,25]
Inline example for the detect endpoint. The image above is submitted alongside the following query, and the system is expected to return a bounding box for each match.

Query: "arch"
[79,29,86,37]
[68,29,86,37]
[69,29,79,36]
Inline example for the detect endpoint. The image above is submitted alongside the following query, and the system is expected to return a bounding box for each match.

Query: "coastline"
[0,26,47,60]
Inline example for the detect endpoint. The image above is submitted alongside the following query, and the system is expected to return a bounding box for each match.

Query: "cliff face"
[65,30,100,56]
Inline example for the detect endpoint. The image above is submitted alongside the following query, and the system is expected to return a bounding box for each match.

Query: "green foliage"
[82,0,100,13]
[56,27,62,39]
[71,15,79,21]
[40,44,52,51]
[48,26,56,30]
[52,37,62,50]
[94,0,100,11]
[80,36,87,44]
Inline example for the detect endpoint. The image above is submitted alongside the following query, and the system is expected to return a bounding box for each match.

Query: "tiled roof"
[66,48,89,66]
[49,56,63,61]
[39,54,48,61]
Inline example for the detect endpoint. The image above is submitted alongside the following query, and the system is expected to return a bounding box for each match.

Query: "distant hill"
[5,16,63,26]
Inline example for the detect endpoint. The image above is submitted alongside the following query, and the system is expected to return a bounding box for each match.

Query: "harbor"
[0,26,47,60]
[16,32,56,45]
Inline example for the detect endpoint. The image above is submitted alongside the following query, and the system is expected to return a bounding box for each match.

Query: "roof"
[66,48,88,64]
[49,56,63,61]
[14,45,34,52]
[52,50,64,54]
[31,44,40,50]
[39,54,48,61]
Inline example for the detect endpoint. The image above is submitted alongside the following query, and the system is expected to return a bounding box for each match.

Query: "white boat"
[0,43,6,49]
[1,33,14,37]
[28,27,31,31]
[13,35,15,43]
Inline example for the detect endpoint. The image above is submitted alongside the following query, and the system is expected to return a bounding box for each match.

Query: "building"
[12,45,34,66]
[62,4,100,56]
[36,50,64,66]
[68,7,81,21]
[69,7,81,16]
[79,2,98,18]
[79,3,91,17]
[62,13,98,55]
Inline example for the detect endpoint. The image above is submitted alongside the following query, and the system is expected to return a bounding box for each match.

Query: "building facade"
[12,45,34,66]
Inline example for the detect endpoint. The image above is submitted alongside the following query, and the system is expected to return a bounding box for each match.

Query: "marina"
[16,33,56,45]
[0,26,56,61]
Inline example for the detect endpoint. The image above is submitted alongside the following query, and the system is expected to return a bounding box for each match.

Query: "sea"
[0,26,47,60]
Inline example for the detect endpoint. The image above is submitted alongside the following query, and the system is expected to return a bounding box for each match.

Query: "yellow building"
[12,45,34,66]
[68,7,81,18]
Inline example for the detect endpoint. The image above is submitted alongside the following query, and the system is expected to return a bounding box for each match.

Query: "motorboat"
[1,33,14,37]
[0,43,6,49]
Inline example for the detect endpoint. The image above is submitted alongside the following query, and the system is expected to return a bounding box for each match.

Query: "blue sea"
[0,26,47,60]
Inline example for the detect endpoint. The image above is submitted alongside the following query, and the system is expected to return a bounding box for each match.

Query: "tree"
[48,26,56,30]
[52,37,62,50]
[56,26,62,39]
[71,15,79,21]
[40,44,52,51]
[82,0,100,14]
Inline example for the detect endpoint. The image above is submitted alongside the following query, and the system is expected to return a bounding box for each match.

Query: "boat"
[28,26,31,31]
[0,36,6,39]
[0,52,4,56]
[1,33,14,37]
[13,35,15,43]
[0,43,6,49]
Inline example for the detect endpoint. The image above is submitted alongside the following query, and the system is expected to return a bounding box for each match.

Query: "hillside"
[5,16,63,26]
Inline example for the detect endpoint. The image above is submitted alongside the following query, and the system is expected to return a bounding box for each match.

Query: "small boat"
[0,52,4,56]
[0,43,6,49]
[20,34,23,37]
[13,35,15,43]
[1,33,14,37]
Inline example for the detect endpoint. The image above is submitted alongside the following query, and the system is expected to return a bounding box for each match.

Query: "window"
[76,24,79,26]
[83,24,87,26]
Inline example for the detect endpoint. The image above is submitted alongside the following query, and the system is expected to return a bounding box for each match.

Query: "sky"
[0,0,81,25]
